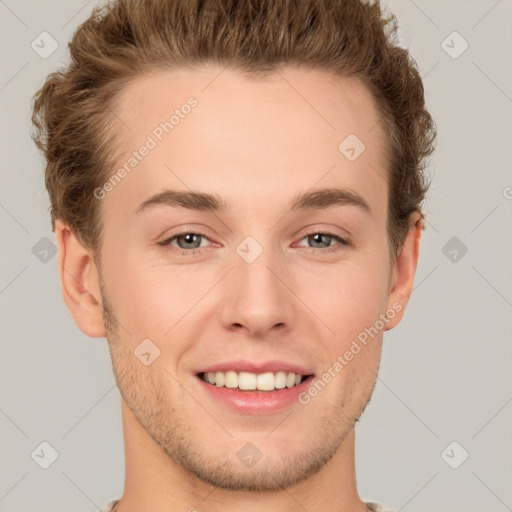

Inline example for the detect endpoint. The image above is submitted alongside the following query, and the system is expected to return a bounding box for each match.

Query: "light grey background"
[1,0,511,511]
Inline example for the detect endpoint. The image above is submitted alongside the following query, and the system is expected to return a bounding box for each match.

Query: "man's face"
[98,65,397,491]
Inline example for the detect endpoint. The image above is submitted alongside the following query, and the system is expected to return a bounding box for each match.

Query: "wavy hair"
[32,0,436,262]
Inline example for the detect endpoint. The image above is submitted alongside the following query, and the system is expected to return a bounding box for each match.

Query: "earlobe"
[384,213,423,331]
[54,219,107,338]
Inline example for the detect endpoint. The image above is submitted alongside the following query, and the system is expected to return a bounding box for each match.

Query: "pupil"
[311,233,329,248]
[182,233,199,248]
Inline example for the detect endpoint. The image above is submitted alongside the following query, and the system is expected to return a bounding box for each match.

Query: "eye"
[158,230,212,256]
[158,228,350,257]
[296,230,350,254]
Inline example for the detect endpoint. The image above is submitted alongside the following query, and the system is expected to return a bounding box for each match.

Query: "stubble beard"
[100,282,377,492]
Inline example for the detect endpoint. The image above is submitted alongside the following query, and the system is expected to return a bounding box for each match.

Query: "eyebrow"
[134,187,371,215]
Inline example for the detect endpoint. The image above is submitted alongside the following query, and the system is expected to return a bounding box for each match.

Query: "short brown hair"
[32,0,436,262]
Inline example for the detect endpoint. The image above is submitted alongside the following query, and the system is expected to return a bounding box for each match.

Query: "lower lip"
[196,374,315,415]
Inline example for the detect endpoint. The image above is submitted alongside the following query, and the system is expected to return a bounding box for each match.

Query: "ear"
[54,219,106,338]
[384,212,423,331]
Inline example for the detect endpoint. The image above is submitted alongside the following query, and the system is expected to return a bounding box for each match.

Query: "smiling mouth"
[197,371,314,392]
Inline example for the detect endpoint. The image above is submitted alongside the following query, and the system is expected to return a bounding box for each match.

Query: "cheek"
[103,252,209,337]
[102,229,391,342]
[305,257,390,340]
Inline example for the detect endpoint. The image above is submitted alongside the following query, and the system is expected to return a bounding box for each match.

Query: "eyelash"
[158,228,350,257]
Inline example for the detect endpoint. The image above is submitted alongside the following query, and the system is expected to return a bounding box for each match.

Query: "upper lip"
[195,359,315,376]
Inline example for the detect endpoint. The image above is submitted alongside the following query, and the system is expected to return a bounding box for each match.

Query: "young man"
[32,0,436,510]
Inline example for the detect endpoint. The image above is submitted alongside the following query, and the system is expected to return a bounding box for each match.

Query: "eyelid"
[299,226,349,242]
[294,228,350,253]
[157,228,214,250]
[158,226,351,256]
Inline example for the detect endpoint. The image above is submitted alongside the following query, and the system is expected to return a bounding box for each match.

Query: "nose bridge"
[220,235,294,336]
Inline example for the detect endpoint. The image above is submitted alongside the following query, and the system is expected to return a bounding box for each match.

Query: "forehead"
[106,65,388,217]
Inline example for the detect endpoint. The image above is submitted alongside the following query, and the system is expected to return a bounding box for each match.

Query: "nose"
[219,246,296,339]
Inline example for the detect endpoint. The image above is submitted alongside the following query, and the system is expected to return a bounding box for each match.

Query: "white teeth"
[224,370,238,388]
[239,372,257,390]
[257,372,274,391]
[201,370,308,391]
[214,371,225,387]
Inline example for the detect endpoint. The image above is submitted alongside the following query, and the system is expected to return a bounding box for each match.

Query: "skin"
[55,65,422,512]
